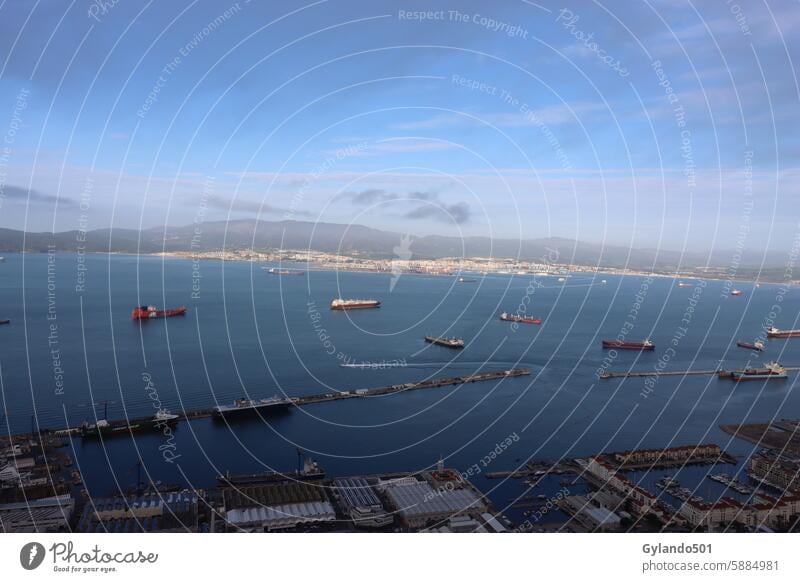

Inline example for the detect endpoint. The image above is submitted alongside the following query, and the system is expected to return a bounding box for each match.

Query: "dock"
[47,368,530,439]
[600,366,800,379]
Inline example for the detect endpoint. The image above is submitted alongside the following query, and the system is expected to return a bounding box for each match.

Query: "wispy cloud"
[338,188,471,224]
[0,185,75,206]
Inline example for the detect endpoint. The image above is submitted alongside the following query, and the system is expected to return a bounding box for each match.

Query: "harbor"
[40,368,531,439]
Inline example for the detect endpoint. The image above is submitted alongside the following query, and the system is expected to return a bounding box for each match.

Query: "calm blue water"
[1,252,799,517]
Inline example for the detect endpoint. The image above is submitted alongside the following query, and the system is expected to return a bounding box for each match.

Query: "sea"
[1,252,799,523]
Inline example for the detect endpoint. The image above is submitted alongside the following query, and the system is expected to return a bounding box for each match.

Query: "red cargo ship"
[131,305,187,320]
[602,339,654,351]
[499,312,542,325]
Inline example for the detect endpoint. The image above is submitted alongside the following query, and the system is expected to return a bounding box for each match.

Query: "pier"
[48,368,530,439]
[600,366,800,379]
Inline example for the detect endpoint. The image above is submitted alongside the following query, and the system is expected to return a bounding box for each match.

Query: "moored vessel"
[766,326,800,338]
[736,340,765,351]
[213,395,296,416]
[80,409,179,438]
[499,312,542,325]
[724,361,787,381]
[330,298,381,310]
[601,339,654,351]
[131,305,187,320]
[424,336,465,349]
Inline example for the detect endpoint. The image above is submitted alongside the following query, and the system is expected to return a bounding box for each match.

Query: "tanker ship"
[131,305,187,320]
[330,298,381,310]
[424,336,465,349]
[602,339,655,351]
[766,326,800,338]
[499,312,542,325]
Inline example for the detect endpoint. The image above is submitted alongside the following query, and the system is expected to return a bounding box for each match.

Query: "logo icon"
[20,542,46,570]
[390,233,413,292]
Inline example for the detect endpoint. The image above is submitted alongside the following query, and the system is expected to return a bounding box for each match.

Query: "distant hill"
[0,219,781,272]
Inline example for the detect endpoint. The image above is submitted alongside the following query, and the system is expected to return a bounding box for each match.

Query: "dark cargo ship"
[601,339,654,351]
[424,336,465,349]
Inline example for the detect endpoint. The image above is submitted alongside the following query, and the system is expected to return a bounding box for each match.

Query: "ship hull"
[81,417,178,438]
[602,341,654,351]
[767,330,800,338]
[213,402,293,417]
[424,337,464,349]
[131,306,187,320]
[736,341,764,351]
[500,314,541,325]
[330,303,381,310]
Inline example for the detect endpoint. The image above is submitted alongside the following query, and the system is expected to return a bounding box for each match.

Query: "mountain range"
[0,219,782,272]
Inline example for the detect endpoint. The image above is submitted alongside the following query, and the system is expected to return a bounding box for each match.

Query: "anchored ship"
[721,361,787,381]
[736,340,765,351]
[131,305,187,320]
[80,409,179,438]
[213,395,296,416]
[424,336,465,349]
[330,298,381,310]
[499,312,542,325]
[766,326,800,338]
[602,339,655,351]
[264,267,305,276]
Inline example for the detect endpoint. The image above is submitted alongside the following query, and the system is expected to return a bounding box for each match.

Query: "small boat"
[264,267,305,276]
[602,339,655,351]
[736,340,764,351]
[458,277,477,283]
[557,277,567,282]
[131,305,187,320]
[424,336,465,349]
[0,319,9,325]
[766,326,800,338]
[499,312,542,325]
[678,281,694,288]
[730,289,743,296]
[601,280,607,285]
[330,298,381,310]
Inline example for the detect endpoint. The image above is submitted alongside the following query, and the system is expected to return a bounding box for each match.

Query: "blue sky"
[0,0,798,253]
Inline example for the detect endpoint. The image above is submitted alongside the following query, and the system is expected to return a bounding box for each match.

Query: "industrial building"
[331,477,393,528]
[380,478,486,529]
[77,490,199,532]
[222,481,336,531]
[0,494,74,532]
